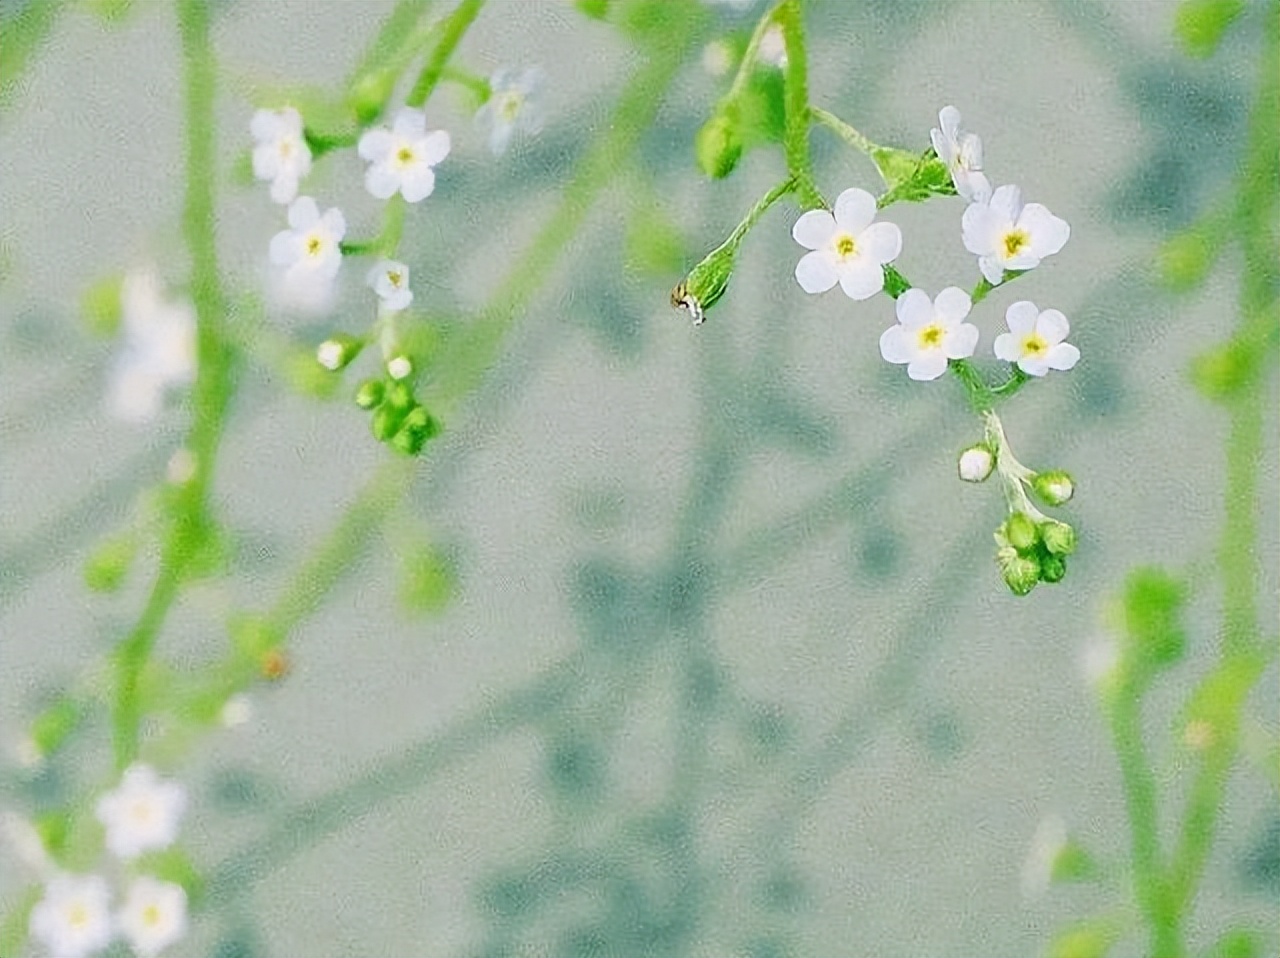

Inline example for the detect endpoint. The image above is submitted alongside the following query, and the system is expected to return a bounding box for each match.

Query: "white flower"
[962,184,1070,285]
[358,108,450,202]
[250,107,312,204]
[29,874,114,958]
[1020,814,1069,900]
[366,259,413,311]
[1082,634,1120,689]
[477,68,544,156]
[94,763,187,860]
[930,105,990,203]
[994,301,1080,377]
[878,286,979,381]
[269,196,345,284]
[792,188,902,300]
[108,267,197,423]
[2,812,52,876]
[958,445,995,483]
[219,694,253,728]
[758,24,787,67]
[117,877,188,958]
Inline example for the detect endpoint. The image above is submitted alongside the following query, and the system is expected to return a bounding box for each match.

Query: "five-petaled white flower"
[108,267,197,423]
[477,68,544,156]
[367,259,413,311]
[269,196,345,283]
[879,286,979,381]
[118,877,189,958]
[250,107,312,204]
[792,188,903,301]
[930,105,990,203]
[94,763,187,860]
[994,300,1080,377]
[962,184,1070,286]
[358,108,451,202]
[29,874,114,958]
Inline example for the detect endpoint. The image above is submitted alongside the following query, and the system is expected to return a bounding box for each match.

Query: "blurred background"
[1,1,1277,955]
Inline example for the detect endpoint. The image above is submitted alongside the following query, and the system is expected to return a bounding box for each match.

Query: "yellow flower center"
[498,92,523,123]
[278,138,295,159]
[143,904,162,927]
[67,903,89,928]
[916,324,945,350]
[395,145,415,167]
[387,270,403,288]
[1003,229,1030,258]
[130,800,155,823]
[1022,333,1048,357]
[834,233,857,259]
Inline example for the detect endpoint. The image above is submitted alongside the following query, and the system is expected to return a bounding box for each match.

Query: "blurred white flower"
[117,877,188,958]
[269,196,345,284]
[108,268,197,423]
[29,874,114,958]
[2,811,52,876]
[758,24,787,67]
[994,301,1080,377]
[219,694,253,728]
[701,40,733,77]
[358,108,450,202]
[477,68,544,155]
[879,286,979,381]
[1020,814,1068,900]
[95,763,187,860]
[792,187,902,300]
[930,105,990,203]
[250,107,312,204]
[962,184,1069,285]
[366,259,413,311]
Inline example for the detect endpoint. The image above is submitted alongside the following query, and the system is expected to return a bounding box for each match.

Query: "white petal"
[268,230,298,266]
[938,106,961,140]
[993,331,1020,363]
[250,109,282,141]
[1005,300,1040,334]
[909,351,949,381]
[399,165,437,203]
[393,108,427,137]
[1020,203,1070,257]
[794,250,838,293]
[962,202,1003,256]
[879,325,913,364]
[929,127,949,162]
[933,286,972,324]
[383,288,413,311]
[946,322,979,359]
[319,207,346,241]
[792,209,836,250]
[252,144,279,180]
[365,164,401,199]
[269,173,298,204]
[1046,342,1080,371]
[358,128,393,162]
[858,221,902,264]
[837,260,885,300]
[895,288,934,329]
[1036,308,1070,345]
[1018,356,1049,377]
[988,184,1023,223]
[419,129,451,166]
[833,187,876,235]
[489,121,514,155]
[979,256,1005,285]
[287,196,319,230]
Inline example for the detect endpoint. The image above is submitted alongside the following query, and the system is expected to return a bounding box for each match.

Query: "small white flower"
[316,339,345,370]
[2,812,52,876]
[792,188,902,301]
[477,68,544,156]
[108,267,197,423]
[387,356,412,380]
[117,877,188,958]
[95,763,187,860]
[366,259,413,311]
[758,24,787,67]
[1082,634,1120,688]
[358,108,451,202]
[269,196,345,286]
[962,184,1070,285]
[29,874,114,958]
[878,286,979,381]
[930,105,990,203]
[994,301,1080,377]
[219,694,253,728]
[1020,814,1069,900]
[958,445,995,483]
[250,107,312,204]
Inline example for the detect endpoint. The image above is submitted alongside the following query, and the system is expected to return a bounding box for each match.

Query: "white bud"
[316,340,345,371]
[958,444,995,482]
[387,356,412,380]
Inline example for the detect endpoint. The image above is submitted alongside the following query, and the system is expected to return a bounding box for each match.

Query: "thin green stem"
[728,177,796,247]
[726,2,781,102]
[406,0,484,108]
[808,105,876,156]
[776,0,822,209]
[440,64,490,100]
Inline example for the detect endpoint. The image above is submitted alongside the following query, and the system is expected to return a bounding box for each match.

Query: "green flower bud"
[1032,470,1075,507]
[1155,224,1219,291]
[81,274,124,337]
[1005,512,1040,551]
[1039,552,1067,584]
[385,379,416,410]
[958,444,995,483]
[695,109,743,180]
[1048,919,1121,958]
[1122,567,1186,669]
[354,378,385,409]
[999,547,1041,597]
[84,532,138,593]
[391,405,440,456]
[671,230,741,326]
[372,401,409,442]
[1040,519,1077,556]
[30,697,84,759]
[316,334,364,372]
[349,70,396,126]
[1191,339,1256,400]
[573,0,610,19]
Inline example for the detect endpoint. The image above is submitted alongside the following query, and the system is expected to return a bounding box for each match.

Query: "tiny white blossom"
[477,67,544,156]
[269,196,345,287]
[250,107,312,204]
[108,267,197,423]
[792,188,902,300]
[219,694,253,728]
[930,105,990,203]
[2,811,52,875]
[1082,634,1120,688]
[962,184,1070,285]
[117,877,188,958]
[95,763,187,860]
[994,301,1080,377]
[366,260,413,311]
[29,874,114,958]
[316,340,345,370]
[358,108,451,202]
[1020,814,1069,900]
[878,286,979,381]
[958,445,995,483]
[387,356,412,380]
[758,24,787,67]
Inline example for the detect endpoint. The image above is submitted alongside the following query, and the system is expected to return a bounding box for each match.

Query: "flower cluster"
[26,764,189,958]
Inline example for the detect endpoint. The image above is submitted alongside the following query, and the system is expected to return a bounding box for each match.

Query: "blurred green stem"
[776,0,823,209]
[406,0,484,108]
[808,105,876,156]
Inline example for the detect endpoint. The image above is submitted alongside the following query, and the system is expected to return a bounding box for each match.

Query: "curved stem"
[808,104,876,156]
[776,0,822,209]
[406,0,485,108]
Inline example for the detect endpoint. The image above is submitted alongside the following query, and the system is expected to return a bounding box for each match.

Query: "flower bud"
[387,355,413,380]
[385,380,415,410]
[353,378,385,409]
[371,402,408,441]
[1040,519,1077,556]
[695,109,743,180]
[999,548,1041,597]
[1039,553,1067,584]
[1032,470,1074,506]
[391,405,440,456]
[671,233,738,326]
[349,70,396,126]
[957,444,994,483]
[1005,512,1040,551]
[316,334,363,371]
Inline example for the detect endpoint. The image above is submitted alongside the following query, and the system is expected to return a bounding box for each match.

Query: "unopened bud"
[1041,519,1077,556]
[695,109,743,180]
[1005,512,1040,551]
[999,546,1040,597]
[316,334,363,372]
[1040,553,1067,584]
[387,355,413,380]
[354,378,385,409]
[1032,470,1075,507]
[958,444,994,483]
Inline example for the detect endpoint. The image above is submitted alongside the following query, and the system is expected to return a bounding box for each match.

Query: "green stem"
[776,0,822,209]
[441,64,490,100]
[405,0,485,108]
[726,2,781,102]
[728,177,796,247]
[808,105,876,156]
[949,359,994,413]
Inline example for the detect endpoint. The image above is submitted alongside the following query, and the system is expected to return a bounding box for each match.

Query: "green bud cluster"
[355,371,440,456]
[995,512,1077,596]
